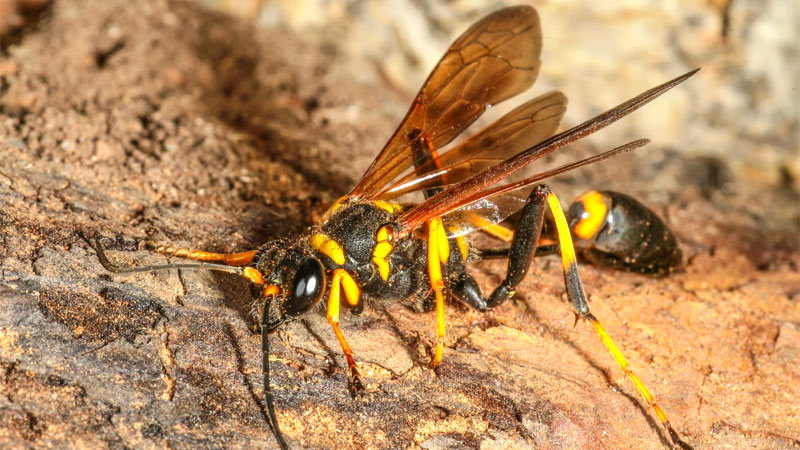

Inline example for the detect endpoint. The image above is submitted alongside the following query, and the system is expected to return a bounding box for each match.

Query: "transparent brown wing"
[349,5,542,199]
[373,90,567,200]
[441,139,652,238]
[392,69,701,238]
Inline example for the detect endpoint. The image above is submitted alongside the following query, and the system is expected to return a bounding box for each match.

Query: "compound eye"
[285,257,326,316]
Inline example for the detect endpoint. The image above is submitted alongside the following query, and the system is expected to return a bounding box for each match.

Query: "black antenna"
[95,238,289,447]
[262,295,289,449]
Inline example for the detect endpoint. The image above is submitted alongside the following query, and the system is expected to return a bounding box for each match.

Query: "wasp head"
[253,240,327,332]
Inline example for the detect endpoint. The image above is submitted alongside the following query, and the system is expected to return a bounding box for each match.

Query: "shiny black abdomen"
[574,192,682,275]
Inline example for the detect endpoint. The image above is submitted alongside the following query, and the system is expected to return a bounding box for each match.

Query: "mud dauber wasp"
[95,5,695,448]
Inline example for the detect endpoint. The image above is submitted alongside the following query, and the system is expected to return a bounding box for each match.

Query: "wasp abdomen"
[567,190,682,275]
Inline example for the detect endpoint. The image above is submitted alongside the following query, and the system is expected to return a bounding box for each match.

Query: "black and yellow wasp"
[96,5,694,448]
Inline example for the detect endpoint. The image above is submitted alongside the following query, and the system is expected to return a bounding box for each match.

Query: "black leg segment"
[450,185,550,310]
[452,184,681,444]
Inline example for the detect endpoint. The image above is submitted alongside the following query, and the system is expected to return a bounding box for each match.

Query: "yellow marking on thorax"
[310,233,345,265]
[321,195,349,221]
[372,225,394,281]
[573,190,608,240]
[372,200,402,215]
[376,225,390,243]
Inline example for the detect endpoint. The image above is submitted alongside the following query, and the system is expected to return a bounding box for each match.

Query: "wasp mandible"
[96,5,696,448]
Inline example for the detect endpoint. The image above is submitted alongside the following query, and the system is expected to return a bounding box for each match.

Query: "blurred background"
[206,0,799,241]
[189,0,799,194]
[2,0,797,226]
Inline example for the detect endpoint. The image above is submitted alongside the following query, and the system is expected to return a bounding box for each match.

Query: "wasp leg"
[547,186,680,445]
[532,242,559,256]
[150,243,257,266]
[465,215,516,243]
[479,221,514,243]
[427,217,450,368]
[476,242,559,260]
[413,134,456,366]
[327,268,364,395]
[451,185,549,310]
[451,185,680,445]
[413,132,474,357]
[410,136,531,247]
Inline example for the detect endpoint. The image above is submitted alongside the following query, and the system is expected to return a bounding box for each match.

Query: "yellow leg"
[427,218,448,368]
[327,269,362,388]
[468,213,515,243]
[545,189,680,444]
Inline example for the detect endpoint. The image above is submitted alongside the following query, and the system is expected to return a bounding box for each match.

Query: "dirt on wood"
[0,1,798,449]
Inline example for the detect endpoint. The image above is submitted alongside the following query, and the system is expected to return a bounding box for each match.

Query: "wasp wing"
[350,6,542,198]
[392,69,700,238]
[373,90,567,200]
[441,139,652,239]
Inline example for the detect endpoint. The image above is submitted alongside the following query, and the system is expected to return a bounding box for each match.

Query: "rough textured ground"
[0,1,798,449]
